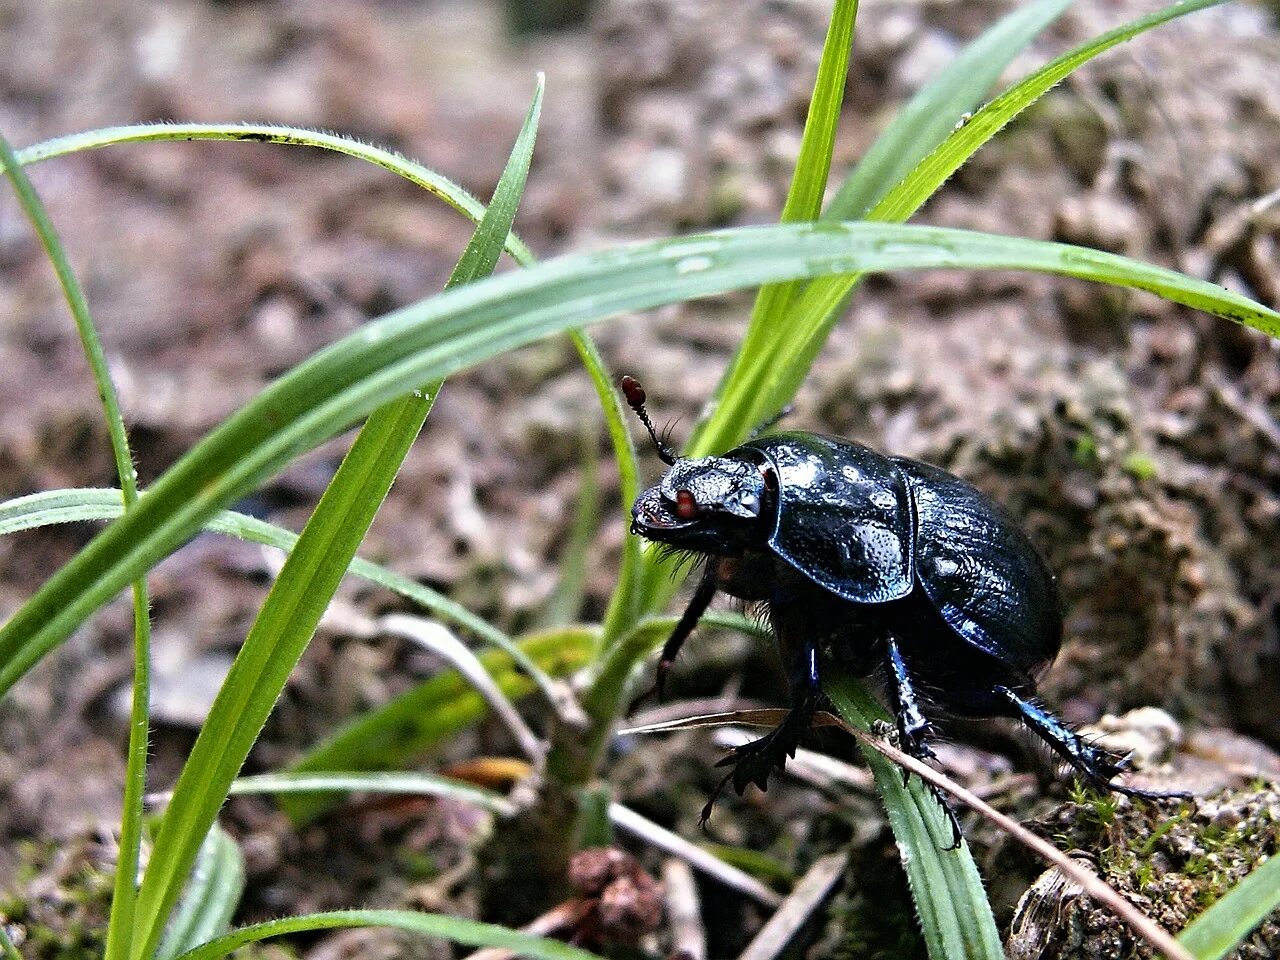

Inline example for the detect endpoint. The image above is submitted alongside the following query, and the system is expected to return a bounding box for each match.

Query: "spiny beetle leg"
[997,686,1191,802]
[884,637,938,785]
[628,571,718,717]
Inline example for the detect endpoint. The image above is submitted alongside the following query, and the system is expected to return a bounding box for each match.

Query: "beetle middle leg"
[883,637,963,848]
[701,631,821,823]
[884,636,939,771]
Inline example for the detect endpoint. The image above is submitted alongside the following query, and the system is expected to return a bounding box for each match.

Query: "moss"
[0,838,114,960]
[1007,784,1280,959]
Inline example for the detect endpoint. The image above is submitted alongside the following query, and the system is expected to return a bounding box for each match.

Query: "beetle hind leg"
[997,686,1188,801]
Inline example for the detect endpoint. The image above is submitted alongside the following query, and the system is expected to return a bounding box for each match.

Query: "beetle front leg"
[628,568,718,715]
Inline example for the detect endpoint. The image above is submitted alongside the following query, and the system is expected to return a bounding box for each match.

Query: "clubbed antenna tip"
[620,375,677,466]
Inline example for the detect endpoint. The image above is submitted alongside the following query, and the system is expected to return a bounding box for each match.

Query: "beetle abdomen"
[894,457,1062,681]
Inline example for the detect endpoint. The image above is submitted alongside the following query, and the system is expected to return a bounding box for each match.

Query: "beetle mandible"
[621,375,1167,823]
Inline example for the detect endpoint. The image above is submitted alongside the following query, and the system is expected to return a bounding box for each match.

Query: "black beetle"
[621,376,1169,823]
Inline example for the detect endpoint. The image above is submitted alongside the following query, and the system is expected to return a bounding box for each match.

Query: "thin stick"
[737,853,849,960]
[662,859,707,960]
[829,716,1195,960]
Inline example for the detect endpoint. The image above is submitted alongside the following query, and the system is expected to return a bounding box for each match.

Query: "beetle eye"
[674,489,699,520]
[737,491,760,515]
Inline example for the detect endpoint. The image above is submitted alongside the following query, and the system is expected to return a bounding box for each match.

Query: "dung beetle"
[621,376,1171,824]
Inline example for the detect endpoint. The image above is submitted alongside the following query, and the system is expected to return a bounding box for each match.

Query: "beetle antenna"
[620,375,677,465]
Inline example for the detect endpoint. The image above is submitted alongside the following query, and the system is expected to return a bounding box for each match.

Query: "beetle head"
[622,376,771,555]
[632,455,770,554]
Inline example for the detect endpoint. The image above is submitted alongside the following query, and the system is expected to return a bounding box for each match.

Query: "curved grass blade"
[826,0,1073,221]
[284,626,595,824]
[0,221,1275,705]
[125,81,544,960]
[7,123,533,266]
[0,132,154,960]
[1178,855,1280,960]
[867,0,1227,225]
[0,488,540,675]
[153,825,244,960]
[11,122,640,637]
[825,677,1002,960]
[172,910,602,960]
[223,771,516,816]
[578,332,644,644]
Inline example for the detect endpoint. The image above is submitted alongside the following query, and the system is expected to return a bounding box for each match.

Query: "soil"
[1,0,1279,957]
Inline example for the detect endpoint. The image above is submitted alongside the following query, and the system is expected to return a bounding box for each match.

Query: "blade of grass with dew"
[729,0,857,379]
[687,0,1073,462]
[7,123,533,266]
[761,0,1230,426]
[224,771,514,816]
[0,488,542,675]
[125,82,544,960]
[1178,855,1280,960]
[826,676,1002,960]
[689,0,1231,467]
[11,121,642,652]
[0,132,154,960]
[283,626,596,824]
[826,0,1074,221]
[153,825,245,960]
[172,910,602,960]
[0,221,1276,705]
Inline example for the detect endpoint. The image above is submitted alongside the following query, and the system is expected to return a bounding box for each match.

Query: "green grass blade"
[689,0,1229,464]
[0,488,542,676]
[7,123,534,266]
[126,81,543,960]
[0,131,154,960]
[1178,855,1280,960]
[577,331,644,644]
[283,626,596,823]
[712,0,857,439]
[868,0,1227,225]
[224,771,515,816]
[777,0,857,228]
[173,910,601,960]
[0,222,1275,703]
[826,678,1002,960]
[153,826,245,960]
[826,0,1073,220]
